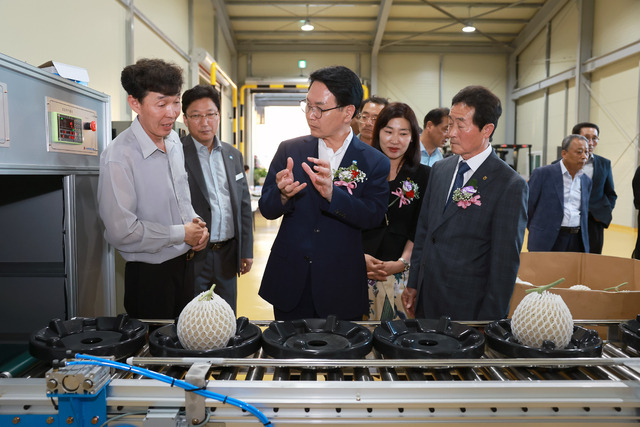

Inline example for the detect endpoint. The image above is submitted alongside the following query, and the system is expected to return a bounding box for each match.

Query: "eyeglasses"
[358,113,378,124]
[585,137,599,143]
[186,112,219,122]
[300,101,342,118]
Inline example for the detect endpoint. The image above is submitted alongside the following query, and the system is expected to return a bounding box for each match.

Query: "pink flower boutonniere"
[390,178,420,208]
[452,178,481,209]
[333,160,366,194]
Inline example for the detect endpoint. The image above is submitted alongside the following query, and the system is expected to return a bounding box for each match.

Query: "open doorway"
[248,92,308,194]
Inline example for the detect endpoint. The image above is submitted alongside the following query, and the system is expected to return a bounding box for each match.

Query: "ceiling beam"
[225,0,544,7]
[234,30,518,37]
[511,0,569,55]
[229,16,530,24]
[211,0,238,55]
[236,41,513,54]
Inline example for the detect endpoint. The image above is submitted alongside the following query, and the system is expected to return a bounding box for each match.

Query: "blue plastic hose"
[68,353,270,426]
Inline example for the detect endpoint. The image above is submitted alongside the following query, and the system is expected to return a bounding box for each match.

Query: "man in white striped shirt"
[98,59,208,319]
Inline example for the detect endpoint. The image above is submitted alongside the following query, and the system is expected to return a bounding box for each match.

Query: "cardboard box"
[509,252,640,321]
[38,60,89,86]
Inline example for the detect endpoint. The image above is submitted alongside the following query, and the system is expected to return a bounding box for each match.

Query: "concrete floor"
[237,211,639,321]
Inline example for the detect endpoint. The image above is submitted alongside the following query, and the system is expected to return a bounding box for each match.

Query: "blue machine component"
[0,378,108,426]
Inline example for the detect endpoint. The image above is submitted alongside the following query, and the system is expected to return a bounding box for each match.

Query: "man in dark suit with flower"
[402,86,528,321]
[259,65,390,321]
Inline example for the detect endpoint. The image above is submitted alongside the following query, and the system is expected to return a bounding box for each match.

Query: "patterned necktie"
[445,161,470,209]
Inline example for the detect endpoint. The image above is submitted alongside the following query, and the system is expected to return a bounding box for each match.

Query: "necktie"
[445,161,470,209]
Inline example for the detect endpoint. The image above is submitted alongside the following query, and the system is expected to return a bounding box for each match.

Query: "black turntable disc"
[373,317,485,359]
[261,315,373,359]
[29,314,148,362]
[619,314,640,352]
[149,316,261,358]
[485,319,603,358]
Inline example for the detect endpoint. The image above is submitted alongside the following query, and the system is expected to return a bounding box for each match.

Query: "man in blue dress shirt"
[420,107,450,166]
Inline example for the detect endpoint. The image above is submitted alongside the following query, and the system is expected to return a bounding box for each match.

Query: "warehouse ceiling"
[216,0,553,54]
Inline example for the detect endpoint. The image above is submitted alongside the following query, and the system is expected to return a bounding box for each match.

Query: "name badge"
[235,172,243,181]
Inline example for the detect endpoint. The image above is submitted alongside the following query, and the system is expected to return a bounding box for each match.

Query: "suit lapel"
[338,136,366,169]
[220,139,239,214]
[553,162,564,208]
[183,135,209,201]
[438,153,500,225]
[437,156,462,219]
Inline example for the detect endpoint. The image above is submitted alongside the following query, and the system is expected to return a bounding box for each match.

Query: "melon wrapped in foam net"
[177,284,236,350]
[511,278,573,349]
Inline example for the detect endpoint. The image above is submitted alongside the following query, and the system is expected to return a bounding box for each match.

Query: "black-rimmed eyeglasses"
[300,100,342,118]
[186,112,219,122]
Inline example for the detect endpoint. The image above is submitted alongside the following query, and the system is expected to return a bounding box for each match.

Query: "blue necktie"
[445,161,470,209]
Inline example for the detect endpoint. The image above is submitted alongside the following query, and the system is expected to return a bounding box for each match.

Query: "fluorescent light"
[462,24,476,33]
[301,19,314,31]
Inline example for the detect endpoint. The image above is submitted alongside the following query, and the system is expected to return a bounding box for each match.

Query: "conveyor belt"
[2,320,640,426]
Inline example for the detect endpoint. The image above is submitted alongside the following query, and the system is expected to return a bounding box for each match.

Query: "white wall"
[0,0,234,124]
[1,0,639,228]
[0,0,127,118]
[514,0,640,227]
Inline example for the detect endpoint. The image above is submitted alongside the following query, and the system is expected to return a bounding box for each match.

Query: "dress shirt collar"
[194,135,221,154]
[560,159,584,179]
[131,117,178,158]
[319,129,353,172]
[459,143,493,172]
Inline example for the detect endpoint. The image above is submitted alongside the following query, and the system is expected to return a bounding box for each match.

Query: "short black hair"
[309,66,363,119]
[451,86,502,141]
[371,102,422,169]
[182,84,221,115]
[359,96,389,111]
[121,58,183,101]
[572,122,600,136]
[423,107,450,128]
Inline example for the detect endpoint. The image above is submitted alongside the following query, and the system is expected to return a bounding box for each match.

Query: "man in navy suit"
[259,66,390,321]
[527,135,591,253]
[572,122,617,254]
[182,85,253,313]
[402,86,528,321]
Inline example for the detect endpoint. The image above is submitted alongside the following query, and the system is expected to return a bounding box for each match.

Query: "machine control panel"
[50,112,83,144]
[46,97,98,156]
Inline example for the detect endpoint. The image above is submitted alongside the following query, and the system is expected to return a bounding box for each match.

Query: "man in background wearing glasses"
[356,96,388,145]
[181,84,254,313]
[572,122,617,254]
[259,65,390,321]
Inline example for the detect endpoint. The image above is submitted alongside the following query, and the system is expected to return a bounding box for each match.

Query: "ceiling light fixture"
[301,19,314,31]
[462,6,475,33]
[301,4,314,31]
[462,23,476,33]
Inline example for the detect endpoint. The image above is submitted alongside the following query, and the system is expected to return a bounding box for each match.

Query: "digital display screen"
[58,116,76,131]
[51,112,82,144]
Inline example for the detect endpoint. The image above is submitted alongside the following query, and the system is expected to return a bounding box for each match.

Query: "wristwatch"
[398,257,410,272]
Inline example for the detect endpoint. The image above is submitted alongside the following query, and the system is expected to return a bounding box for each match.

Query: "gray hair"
[561,134,589,151]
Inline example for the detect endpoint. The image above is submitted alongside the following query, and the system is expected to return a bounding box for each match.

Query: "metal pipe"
[272,367,289,381]
[378,367,399,381]
[353,367,373,381]
[326,368,343,381]
[127,356,637,370]
[405,368,425,381]
[300,369,316,381]
[216,367,237,380]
